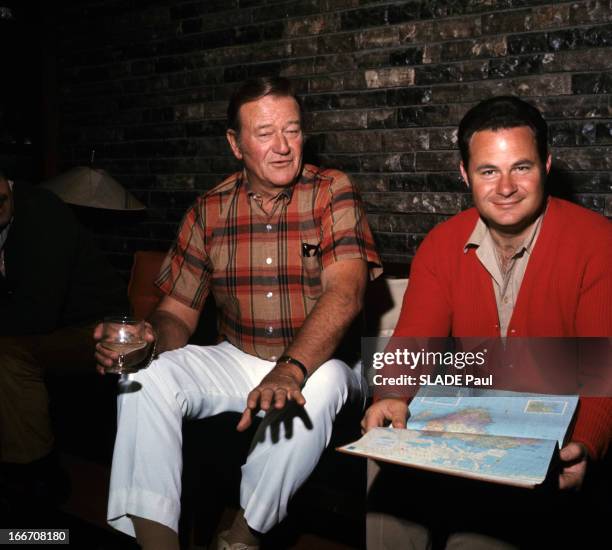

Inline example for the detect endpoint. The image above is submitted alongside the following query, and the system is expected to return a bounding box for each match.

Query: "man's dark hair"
[458,96,549,167]
[227,77,302,134]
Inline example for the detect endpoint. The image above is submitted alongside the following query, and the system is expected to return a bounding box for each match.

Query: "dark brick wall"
[56,0,612,270]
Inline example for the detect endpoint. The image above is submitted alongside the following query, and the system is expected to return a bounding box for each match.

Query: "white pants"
[107,341,365,537]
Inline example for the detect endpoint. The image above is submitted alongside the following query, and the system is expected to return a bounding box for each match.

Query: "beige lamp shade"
[41,166,146,211]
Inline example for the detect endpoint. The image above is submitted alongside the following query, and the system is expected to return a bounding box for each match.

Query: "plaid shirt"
[156,164,382,360]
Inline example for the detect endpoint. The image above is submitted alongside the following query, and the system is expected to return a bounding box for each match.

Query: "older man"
[363,96,611,549]
[95,77,381,549]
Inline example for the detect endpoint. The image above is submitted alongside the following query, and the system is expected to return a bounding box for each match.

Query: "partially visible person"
[362,96,612,549]
[0,171,126,502]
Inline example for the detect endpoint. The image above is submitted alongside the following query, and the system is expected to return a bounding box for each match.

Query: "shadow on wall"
[547,167,611,207]
[303,133,324,166]
[548,167,579,202]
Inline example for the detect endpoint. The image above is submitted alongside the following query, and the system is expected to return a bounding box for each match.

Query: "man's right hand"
[361,398,408,433]
[94,321,156,375]
[236,363,307,432]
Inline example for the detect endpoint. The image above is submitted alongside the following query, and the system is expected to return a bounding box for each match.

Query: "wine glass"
[101,316,147,374]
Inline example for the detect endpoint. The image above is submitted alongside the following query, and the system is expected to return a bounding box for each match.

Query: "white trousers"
[107,340,365,537]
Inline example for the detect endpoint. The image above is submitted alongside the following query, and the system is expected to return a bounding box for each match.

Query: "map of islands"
[339,388,578,487]
[407,387,577,446]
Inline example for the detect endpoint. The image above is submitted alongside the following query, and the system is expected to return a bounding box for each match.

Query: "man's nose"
[273,132,290,154]
[496,173,517,197]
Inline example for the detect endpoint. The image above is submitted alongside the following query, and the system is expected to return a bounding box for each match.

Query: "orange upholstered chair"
[127,250,167,319]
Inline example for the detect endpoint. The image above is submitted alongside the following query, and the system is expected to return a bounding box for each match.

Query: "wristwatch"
[277,355,309,388]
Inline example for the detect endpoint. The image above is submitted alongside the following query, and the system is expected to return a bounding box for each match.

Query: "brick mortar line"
[60,36,611,83]
[85,142,612,153]
[58,11,609,69]
[60,0,598,46]
[61,100,612,120]
[63,0,588,24]
[58,21,611,76]
[58,53,612,92]
[58,75,587,102]
[80,117,611,135]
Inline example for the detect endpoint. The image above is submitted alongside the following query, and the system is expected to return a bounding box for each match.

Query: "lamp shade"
[41,167,145,211]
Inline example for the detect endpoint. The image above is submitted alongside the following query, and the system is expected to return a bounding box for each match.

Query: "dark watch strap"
[277,355,309,387]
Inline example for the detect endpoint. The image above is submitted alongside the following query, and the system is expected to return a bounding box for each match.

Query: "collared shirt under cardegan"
[464,212,544,337]
[156,164,382,361]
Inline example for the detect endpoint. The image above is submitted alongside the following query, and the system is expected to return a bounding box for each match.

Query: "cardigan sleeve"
[372,229,453,403]
[571,398,612,461]
[573,218,612,336]
[393,228,452,338]
[570,220,612,460]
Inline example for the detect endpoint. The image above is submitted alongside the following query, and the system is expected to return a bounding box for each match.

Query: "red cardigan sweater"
[394,197,612,460]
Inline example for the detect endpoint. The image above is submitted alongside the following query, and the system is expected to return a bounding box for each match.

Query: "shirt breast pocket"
[300,238,322,301]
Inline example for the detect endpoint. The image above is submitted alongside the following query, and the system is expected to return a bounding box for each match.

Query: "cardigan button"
[509,329,516,335]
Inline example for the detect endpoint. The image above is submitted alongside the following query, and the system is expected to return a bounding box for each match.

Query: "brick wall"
[56,0,612,270]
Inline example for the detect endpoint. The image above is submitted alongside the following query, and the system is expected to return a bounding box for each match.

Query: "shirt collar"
[464,217,488,252]
[464,207,546,257]
[241,169,295,204]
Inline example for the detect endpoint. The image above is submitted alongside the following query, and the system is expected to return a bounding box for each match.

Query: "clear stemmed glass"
[100,316,147,375]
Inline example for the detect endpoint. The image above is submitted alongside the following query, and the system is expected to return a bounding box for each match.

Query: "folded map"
[339,387,578,488]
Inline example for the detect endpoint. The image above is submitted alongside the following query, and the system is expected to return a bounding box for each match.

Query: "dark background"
[1,0,610,273]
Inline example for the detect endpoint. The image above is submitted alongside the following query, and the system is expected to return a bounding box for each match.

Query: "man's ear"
[545,153,552,175]
[226,129,243,161]
[459,162,470,188]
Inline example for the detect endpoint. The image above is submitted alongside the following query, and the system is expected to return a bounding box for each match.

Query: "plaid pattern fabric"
[156,164,382,360]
